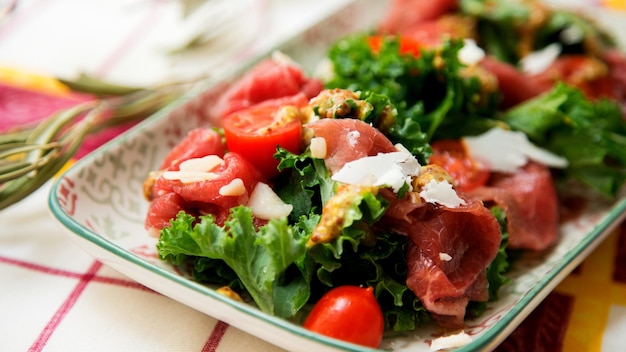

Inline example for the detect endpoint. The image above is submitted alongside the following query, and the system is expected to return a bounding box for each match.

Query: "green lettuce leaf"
[460,0,616,64]
[324,34,500,153]
[501,83,626,197]
[486,206,511,301]
[157,208,312,318]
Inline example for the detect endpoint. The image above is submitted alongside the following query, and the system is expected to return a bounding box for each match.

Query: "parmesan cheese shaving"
[248,182,293,220]
[331,149,420,193]
[179,155,224,172]
[310,137,327,159]
[463,127,568,173]
[458,39,485,66]
[419,179,466,208]
[161,155,225,183]
[161,170,219,183]
[219,178,246,196]
[439,253,452,261]
[430,331,473,351]
[520,42,561,75]
[560,25,584,45]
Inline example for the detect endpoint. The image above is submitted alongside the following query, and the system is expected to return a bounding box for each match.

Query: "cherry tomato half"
[222,104,303,179]
[303,286,384,349]
[429,139,490,193]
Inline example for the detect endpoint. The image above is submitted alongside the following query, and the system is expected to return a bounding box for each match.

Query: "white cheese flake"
[161,170,219,183]
[430,331,473,351]
[463,127,568,173]
[520,42,561,75]
[161,155,225,183]
[331,149,420,193]
[560,25,584,45]
[310,137,327,159]
[457,39,485,66]
[419,179,466,208]
[248,182,293,220]
[439,253,452,261]
[179,155,224,172]
[219,178,246,196]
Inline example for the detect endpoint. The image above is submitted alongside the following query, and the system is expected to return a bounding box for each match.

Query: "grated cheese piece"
[439,253,452,261]
[332,149,420,193]
[419,179,466,208]
[248,182,293,220]
[161,170,219,183]
[560,25,584,45]
[463,127,568,173]
[179,155,224,172]
[520,42,561,75]
[310,137,327,159]
[219,178,246,196]
[430,331,473,351]
[458,39,485,66]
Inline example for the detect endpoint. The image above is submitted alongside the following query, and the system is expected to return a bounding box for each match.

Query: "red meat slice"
[380,191,501,329]
[468,161,559,251]
[400,20,458,48]
[159,128,226,171]
[532,55,616,101]
[379,0,458,34]
[147,152,265,234]
[306,118,397,174]
[163,152,264,210]
[479,56,550,109]
[211,56,323,120]
[145,192,188,236]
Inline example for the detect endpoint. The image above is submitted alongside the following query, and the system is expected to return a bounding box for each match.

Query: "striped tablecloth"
[1,1,625,351]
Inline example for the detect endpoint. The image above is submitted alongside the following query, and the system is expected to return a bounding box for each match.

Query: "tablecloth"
[1,1,626,351]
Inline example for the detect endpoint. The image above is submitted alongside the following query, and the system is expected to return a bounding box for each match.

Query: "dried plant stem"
[0,87,181,210]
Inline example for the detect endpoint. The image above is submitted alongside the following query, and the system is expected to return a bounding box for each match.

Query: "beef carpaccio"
[144,0,626,349]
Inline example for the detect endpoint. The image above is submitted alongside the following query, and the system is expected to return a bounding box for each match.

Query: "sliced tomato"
[222,101,304,179]
[159,128,225,171]
[303,286,384,348]
[429,139,490,192]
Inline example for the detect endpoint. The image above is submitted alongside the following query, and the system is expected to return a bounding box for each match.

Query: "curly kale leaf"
[325,34,500,148]
[157,208,313,318]
[501,83,626,197]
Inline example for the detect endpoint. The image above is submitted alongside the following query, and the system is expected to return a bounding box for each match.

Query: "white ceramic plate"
[49,1,626,351]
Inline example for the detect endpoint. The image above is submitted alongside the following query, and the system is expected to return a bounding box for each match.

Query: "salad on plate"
[141,0,626,349]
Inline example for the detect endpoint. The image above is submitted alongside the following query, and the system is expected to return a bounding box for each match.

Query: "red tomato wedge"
[429,139,490,193]
[303,286,384,349]
[222,102,304,179]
